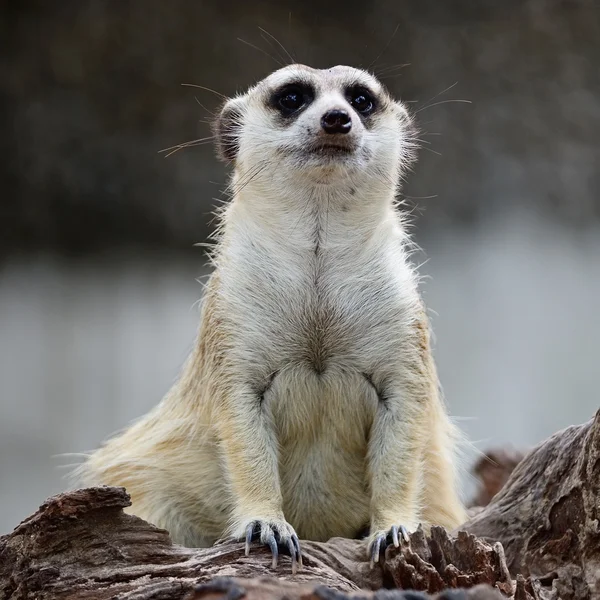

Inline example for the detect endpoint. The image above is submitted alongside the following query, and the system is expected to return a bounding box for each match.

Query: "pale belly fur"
[265,364,379,541]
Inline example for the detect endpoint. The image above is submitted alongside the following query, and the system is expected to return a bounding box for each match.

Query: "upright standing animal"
[77,64,466,573]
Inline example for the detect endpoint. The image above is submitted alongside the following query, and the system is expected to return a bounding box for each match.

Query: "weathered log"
[462,410,600,599]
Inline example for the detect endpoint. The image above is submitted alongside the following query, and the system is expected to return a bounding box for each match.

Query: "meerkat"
[75,64,466,573]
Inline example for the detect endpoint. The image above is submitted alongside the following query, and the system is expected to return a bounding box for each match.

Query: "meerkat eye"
[272,83,313,116]
[279,89,303,110]
[348,87,376,116]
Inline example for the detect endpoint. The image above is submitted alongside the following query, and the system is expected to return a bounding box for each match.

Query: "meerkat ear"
[213,96,246,163]
[395,101,418,163]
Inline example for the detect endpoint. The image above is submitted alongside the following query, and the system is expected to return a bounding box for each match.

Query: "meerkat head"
[214,64,416,190]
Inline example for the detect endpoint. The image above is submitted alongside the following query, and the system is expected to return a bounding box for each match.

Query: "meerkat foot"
[367,524,411,567]
[241,518,302,574]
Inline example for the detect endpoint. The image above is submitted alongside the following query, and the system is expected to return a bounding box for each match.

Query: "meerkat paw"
[367,524,412,567]
[235,517,302,574]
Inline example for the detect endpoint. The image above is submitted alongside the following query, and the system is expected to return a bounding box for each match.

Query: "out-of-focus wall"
[1,0,599,534]
[3,0,599,255]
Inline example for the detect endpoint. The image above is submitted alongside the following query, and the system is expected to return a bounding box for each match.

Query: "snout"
[305,107,358,157]
[321,109,352,135]
[292,104,364,162]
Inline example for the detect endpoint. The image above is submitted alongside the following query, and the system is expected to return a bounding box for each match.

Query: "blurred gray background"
[1,0,599,534]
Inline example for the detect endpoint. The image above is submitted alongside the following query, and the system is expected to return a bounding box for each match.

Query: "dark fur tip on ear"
[212,99,243,163]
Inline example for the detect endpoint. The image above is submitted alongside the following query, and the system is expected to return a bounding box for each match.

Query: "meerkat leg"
[219,384,302,572]
[366,377,428,565]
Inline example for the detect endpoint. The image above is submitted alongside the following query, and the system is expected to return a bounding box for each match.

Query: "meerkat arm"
[366,377,428,563]
[219,384,302,570]
[221,386,283,521]
[366,311,465,563]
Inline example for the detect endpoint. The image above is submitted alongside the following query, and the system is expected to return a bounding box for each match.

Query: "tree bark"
[461,410,600,600]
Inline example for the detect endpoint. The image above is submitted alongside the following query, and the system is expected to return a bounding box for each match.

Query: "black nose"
[321,109,352,134]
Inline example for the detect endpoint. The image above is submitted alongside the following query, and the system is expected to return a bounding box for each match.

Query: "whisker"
[235,163,271,196]
[160,144,209,157]
[181,83,228,100]
[237,37,284,67]
[374,62,411,77]
[379,72,410,82]
[287,12,298,62]
[159,136,215,152]
[419,146,442,156]
[421,81,459,106]
[159,135,215,157]
[259,32,287,66]
[415,99,472,114]
[367,23,400,71]
[259,26,295,64]
[193,97,216,116]
[221,160,271,199]
[411,137,433,145]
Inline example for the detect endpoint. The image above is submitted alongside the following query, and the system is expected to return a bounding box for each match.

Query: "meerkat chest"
[219,221,418,376]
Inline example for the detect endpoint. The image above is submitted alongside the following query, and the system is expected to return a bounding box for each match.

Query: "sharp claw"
[391,525,400,547]
[245,522,255,556]
[400,525,410,543]
[370,535,383,566]
[287,538,298,574]
[266,531,279,568]
[292,534,303,569]
[242,521,301,572]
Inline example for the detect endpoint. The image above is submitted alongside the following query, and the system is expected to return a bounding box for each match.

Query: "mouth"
[306,142,356,157]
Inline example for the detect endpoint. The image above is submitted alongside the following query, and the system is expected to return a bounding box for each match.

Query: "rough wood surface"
[1,411,599,600]
[462,410,600,599]
[0,487,507,600]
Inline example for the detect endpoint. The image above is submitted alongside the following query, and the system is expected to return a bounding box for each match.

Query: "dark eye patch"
[346,84,377,117]
[269,81,315,118]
